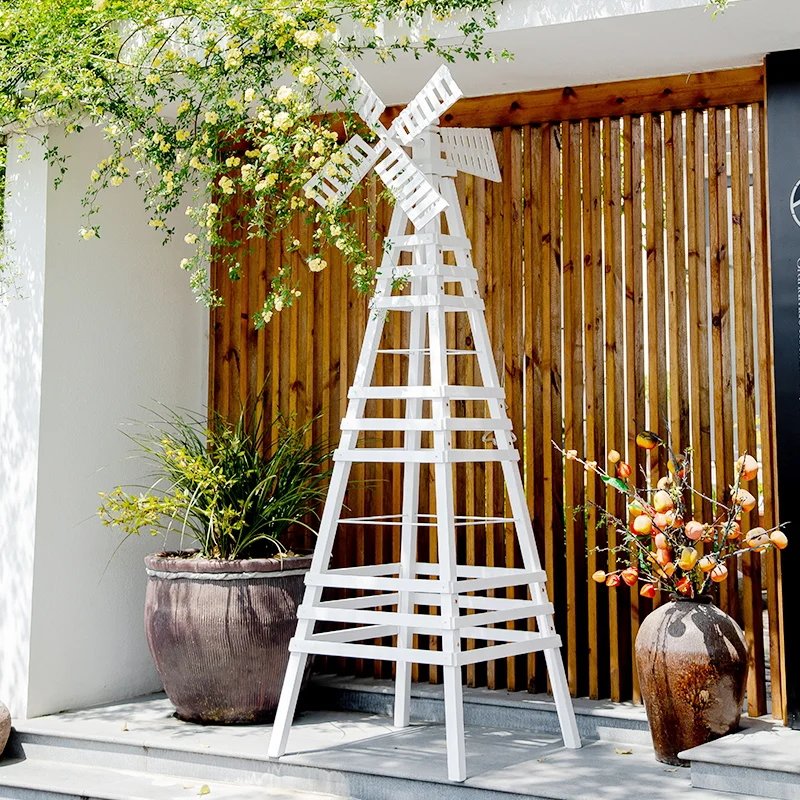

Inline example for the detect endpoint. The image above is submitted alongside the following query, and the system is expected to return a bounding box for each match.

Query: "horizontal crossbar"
[339,418,511,433]
[375,349,478,356]
[333,448,518,464]
[297,600,554,630]
[347,385,505,400]
[289,631,563,667]
[305,562,547,593]
[372,295,484,312]
[335,513,516,527]
[386,233,472,250]
[377,265,479,282]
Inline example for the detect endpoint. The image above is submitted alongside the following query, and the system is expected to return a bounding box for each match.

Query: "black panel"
[767,50,800,728]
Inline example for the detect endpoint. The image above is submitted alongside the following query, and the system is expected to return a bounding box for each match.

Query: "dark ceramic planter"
[144,551,312,724]
[635,596,748,766]
[0,701,9,756]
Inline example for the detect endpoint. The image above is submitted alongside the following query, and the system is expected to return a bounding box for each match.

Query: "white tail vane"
[441,127,501,182]
[276,65,582,784]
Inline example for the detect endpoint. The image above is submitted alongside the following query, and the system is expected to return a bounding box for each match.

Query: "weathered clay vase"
[144,552,312,724]
[635,596,748,766]
[0,701,10,757]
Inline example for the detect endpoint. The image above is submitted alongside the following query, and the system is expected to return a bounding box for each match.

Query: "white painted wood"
[271,77,580,779]
[333,447,519,464]
[340,418,510,432]
[347,385,505,399]
[440,128,502,182]
[389,65,463,144]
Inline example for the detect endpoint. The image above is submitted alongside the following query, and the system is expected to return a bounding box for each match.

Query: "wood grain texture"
[210,88,779,711]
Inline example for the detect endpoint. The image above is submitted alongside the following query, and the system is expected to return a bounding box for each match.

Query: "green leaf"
[600,475,629,494]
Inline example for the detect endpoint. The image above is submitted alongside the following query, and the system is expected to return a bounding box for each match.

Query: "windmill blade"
[345,65,387,133]
[374,139,448,229]
[390,65,463,145]
[440,127,501,182]
[303,135,387,208]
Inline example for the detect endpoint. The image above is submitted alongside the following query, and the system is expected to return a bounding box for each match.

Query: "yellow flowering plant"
[0,0,510,323]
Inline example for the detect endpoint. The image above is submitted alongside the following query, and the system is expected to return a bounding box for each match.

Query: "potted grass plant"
[556,433,788,766]
[99,402,331,724]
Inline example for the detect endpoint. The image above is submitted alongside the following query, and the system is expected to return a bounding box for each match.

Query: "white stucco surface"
[361,0,800,103]
[0,136,48,719]
[0,126,207,718]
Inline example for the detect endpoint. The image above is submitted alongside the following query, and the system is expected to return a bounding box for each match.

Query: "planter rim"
[145,551,313,575]
[668,593,714,604]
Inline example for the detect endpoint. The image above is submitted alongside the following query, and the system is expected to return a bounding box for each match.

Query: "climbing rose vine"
[0,0,509,323]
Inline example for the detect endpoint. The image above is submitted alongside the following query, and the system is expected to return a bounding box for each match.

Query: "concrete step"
[4,694,767,800]
[0,757,342,800]
[307,674,654,744]
[680,722,799,800]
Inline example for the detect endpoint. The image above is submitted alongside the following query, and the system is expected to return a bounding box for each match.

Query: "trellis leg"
[394,273,426,728]
[428,242,467,780]
[465,294,581,751]
[269,259,395,759]
[442,176,580,751]
[268,458,352,758]
[502,462,581,749]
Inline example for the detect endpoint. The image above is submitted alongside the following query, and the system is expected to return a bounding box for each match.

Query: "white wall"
[0,126,207,718]
[363,0,800,103]
[0,136,48,719]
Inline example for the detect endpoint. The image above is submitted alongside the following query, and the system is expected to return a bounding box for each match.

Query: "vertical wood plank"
[643,113,668,491]
[731,106,766,716]
[753,103,785,720]
[686,110,714,525]
[542,123,567,695]
[623,115,647,699]
[526,123,546,689]
[708,108,739,621]
[604,116,630,701]
[563,120,588,697]
[583,118,607,700]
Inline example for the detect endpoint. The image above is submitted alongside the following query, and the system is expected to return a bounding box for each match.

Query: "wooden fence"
[210,67,784,718]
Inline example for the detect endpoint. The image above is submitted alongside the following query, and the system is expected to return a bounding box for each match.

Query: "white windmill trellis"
[268,65,581,782]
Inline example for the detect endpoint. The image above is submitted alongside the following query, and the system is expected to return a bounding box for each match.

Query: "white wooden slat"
[372,295,484,311]
[385,233,472,250]
[303,624,397,643]
[315,593,401,609]
[347,385,504,400]
[298,605,448,629]
[339,418,510,432]
[375,349,478,356]
[458,635,563,666]
[318,562,401,576]
[454,602,554,629]
[292,638,453,667]
[441,127,501,182]
[377,264,480,281]
[303,135,385,208]
[390,65,463,144]
[304,572,443,593]
[333,448,519,464]
[454,572,547,594]
[413,562,542,579]
[334,513,516,527]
